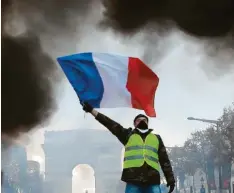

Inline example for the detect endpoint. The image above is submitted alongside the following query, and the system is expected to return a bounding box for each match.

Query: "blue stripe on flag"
[57,52,104,108]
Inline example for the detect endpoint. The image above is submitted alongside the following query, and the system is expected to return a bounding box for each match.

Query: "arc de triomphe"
[43,129,124,193]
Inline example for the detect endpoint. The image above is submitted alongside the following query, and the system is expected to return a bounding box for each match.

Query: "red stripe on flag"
[126,57,159,117]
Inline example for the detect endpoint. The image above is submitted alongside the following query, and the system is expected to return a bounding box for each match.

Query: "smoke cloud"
[2,0,234,141]
[1,0,102,142]
[100,0,234,68]
[101,0,234,37]
[1,0,90,140]
[1,33,55,138]
[3,0,95,35]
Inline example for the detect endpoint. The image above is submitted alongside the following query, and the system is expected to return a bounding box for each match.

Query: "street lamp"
[201,177,204,186]
[187,117,195,120]
[187,116,222,193]
[200,177,206,193]
[187,117,219,125]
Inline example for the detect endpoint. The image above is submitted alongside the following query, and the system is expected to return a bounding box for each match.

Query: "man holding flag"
[81,102,175,193]
[57,52,175,193]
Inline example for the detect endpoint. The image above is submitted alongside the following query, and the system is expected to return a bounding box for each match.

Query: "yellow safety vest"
[123,133,160,171]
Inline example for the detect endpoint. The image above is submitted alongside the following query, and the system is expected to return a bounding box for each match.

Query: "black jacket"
[95,112,175,186]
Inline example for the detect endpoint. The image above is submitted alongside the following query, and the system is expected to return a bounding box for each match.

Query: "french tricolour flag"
[57,52,159,117]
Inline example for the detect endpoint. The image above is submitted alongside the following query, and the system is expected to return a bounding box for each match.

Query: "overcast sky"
[25,7,234,162]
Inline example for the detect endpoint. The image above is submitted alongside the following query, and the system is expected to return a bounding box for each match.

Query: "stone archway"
[72,164,95,193]
[43,129,123,193]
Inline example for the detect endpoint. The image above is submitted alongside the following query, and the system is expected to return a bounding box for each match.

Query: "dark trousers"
[125,183,162,193]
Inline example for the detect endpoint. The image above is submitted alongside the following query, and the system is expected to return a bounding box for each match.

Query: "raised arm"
[157,135,175,193]
[82,102,131,145]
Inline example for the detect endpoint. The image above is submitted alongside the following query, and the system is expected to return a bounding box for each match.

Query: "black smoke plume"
[101,0,234,61]
[2,34,55,138]
[101,0,234,37]
[2,0,95,141]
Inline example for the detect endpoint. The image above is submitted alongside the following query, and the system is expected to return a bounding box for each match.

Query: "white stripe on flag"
[92,53,132,108]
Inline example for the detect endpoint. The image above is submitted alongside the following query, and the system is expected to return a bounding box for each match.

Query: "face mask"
[136,120,148,130]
